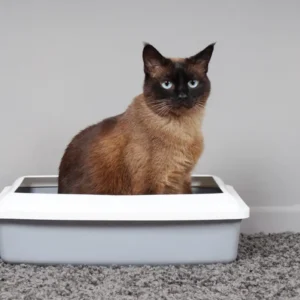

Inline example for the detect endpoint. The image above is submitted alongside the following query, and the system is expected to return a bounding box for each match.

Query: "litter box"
[0,175,249,265]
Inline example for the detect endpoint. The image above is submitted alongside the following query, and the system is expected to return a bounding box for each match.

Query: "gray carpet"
[1,233,300,300]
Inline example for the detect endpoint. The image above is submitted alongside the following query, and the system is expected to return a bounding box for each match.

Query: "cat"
[58,42,215,195]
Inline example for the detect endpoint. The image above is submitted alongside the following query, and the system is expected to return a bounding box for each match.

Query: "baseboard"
[241,205,300,234]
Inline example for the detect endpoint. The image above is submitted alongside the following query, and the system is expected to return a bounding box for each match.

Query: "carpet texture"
[1,233,300,300]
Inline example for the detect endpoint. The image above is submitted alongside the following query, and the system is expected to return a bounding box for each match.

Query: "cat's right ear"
[188,43,215,73]
[143,43,167,75]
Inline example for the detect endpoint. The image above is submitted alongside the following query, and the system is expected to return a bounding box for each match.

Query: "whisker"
[149,100,172,117]
[196,102,205,109]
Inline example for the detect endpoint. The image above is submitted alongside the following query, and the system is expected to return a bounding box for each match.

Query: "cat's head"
[142,43,215,117]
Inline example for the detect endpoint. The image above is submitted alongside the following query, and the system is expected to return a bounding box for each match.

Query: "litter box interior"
[14,176,223,195]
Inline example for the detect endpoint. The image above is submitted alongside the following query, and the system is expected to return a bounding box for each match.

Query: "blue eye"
[188,80,199,88]
[161,81,173,89]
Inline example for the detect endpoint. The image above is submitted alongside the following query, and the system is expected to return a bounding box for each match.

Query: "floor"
[1,233,300,300]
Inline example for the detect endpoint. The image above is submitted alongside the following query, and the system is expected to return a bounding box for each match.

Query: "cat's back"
[58,113,125,193]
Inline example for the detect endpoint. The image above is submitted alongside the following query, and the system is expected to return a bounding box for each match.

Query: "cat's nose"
[178,93,188,99]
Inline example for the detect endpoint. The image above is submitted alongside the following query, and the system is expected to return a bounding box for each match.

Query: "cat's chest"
[151,134,202,174]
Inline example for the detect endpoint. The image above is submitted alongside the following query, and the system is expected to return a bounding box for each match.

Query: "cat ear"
[188,43,215,72]
[143,43,167,74]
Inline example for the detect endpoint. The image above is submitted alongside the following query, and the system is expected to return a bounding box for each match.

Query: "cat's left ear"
[188,43,215,72]
[143,43,168,75]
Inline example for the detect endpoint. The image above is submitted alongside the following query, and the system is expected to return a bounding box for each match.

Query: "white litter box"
[0,175,249,265]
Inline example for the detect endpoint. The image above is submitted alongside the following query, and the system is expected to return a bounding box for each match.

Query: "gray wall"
[0,0,299,208]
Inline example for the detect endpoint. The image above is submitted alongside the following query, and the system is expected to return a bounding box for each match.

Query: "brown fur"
[58,43,214,195]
